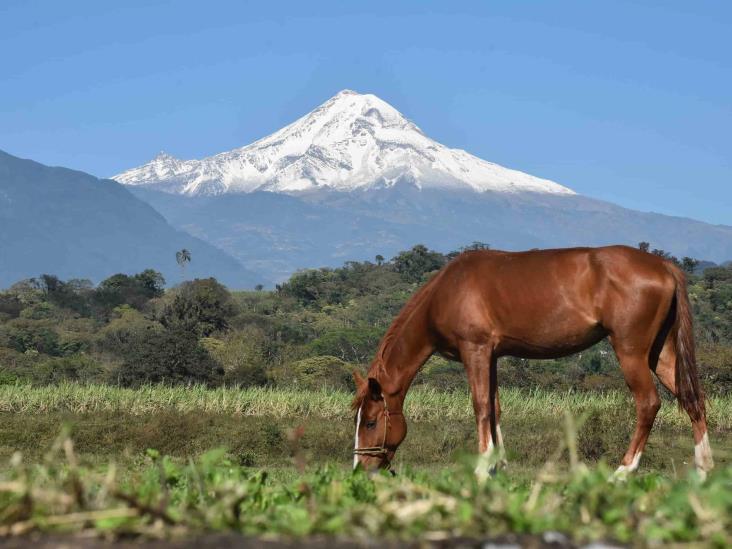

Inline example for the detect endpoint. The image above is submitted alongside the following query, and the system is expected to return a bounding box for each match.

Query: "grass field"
[3,382,732,426]
[1,383,732,544]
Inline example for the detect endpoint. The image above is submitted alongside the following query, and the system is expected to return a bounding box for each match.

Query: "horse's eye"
[365,420,377,430]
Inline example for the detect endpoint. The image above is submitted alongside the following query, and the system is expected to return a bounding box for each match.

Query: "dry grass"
[0,383,730,430]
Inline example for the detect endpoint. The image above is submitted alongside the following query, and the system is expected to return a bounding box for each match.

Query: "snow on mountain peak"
[113,90,575,196]
[153,151,176,161]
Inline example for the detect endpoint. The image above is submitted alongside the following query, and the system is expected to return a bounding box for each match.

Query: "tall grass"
[1,383,730,429]
[1,386,731,543]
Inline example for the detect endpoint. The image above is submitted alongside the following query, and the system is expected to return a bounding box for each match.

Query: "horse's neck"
[373,300,434,404]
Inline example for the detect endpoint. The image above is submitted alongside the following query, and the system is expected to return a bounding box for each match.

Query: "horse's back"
[449,245,673,287]
[429,245,677,358]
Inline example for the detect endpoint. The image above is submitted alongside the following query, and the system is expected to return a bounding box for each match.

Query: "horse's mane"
[351,270,444,410]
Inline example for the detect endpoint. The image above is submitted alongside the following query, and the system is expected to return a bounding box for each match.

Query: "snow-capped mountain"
[113,90,732,286]
[114,90,575,196]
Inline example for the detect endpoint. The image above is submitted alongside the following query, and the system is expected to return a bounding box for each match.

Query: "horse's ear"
[367,377,383,401]
[352,370,366,388]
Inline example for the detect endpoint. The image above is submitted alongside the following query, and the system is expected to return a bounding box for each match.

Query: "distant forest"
[1,243,731,395]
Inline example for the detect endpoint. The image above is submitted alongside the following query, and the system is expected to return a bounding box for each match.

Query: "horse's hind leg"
[653,339,714,476]
[495,390,507,468]
[610,341,661,479]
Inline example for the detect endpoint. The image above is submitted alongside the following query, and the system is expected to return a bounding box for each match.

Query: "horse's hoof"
[474,465,497,483]
[609,467,630,483]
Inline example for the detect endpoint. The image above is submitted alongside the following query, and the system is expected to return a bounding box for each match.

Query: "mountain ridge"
[130,185,732,284]
[0,150,259,289]
[114,90,575,196]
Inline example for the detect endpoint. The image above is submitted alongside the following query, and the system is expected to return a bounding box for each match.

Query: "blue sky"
[1,0,730,225]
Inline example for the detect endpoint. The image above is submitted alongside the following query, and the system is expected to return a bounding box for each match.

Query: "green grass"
[2,382,732,429]
[1,430,731,544]
[1,383,732,544]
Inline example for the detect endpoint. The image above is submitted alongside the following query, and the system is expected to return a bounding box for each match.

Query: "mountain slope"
[0,150,258,288]
[114,90,574,196]
[131,186,732,284]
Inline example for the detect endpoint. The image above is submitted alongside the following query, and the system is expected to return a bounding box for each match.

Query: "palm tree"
[175,249,191,281]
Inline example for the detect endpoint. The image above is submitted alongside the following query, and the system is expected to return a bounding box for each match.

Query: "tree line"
[0,242,730,393]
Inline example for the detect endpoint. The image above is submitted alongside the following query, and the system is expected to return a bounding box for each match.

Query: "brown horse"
[352,245,713,479]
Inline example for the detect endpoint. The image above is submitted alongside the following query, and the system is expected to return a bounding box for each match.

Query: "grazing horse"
[352,245,713,479]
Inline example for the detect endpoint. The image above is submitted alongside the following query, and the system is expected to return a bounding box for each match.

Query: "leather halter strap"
[353,398,402,461]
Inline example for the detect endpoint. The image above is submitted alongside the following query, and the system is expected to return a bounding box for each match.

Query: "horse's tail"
[667,263,705,422]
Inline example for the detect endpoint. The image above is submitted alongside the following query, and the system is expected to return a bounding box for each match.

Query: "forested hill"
[1,243,731,393]
[0,150,257,288]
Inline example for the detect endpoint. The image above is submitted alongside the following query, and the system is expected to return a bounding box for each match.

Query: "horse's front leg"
[461,342,501,481]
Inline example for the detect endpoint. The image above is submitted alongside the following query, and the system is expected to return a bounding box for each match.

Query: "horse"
[352,245,713,479]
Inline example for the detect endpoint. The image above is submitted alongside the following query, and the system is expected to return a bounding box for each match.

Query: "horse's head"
[352,372,407,471]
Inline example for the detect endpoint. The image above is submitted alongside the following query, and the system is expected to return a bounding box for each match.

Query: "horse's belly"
[496,322,607,359]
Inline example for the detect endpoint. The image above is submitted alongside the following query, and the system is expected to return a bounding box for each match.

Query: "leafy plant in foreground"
[0,431,731,544]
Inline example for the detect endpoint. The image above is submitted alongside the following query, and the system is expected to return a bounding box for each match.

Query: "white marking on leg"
[353,406,362,469]
[474,428,499,481]
[496,424,507,465]
[694,431,714,475]
[611,451,642,480]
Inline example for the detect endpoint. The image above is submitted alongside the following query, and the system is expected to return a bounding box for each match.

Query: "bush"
[95,305,163,356]
[38,274,91,315]
[308,327,384,363]
[0,347,41,383]
[698,343,732,397]
[416,356,467,391]
[0,318,61,356]
[0,293,23,319]
[93,270,165,315]
[159,278,235,337]
[392,244,446,283]
[268,355,354,391]
[203,327,269,387]
[279,269,339,305]
[0,369,19,385]
[30,353,105,384]
[114,328,223,387]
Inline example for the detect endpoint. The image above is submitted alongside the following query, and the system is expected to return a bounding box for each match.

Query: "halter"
[353,398,402,462]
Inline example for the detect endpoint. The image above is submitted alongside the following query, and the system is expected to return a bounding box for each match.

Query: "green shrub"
[308,327,383,363]
[203,326,269,387]
[392,244,446,283]
[268,355,354,391]
[93,270,165,315]
[0,368,20,385]
[416,356,467,391]
[95,305,163,356]
[159,278,236,337]
[113,328,223,387]
[0,293,22,319]
[30,353,105,384]
[0,318,61,356]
